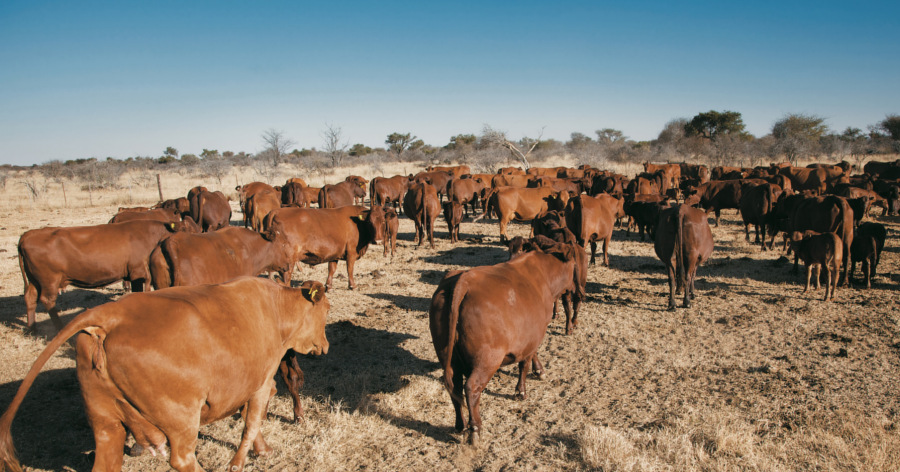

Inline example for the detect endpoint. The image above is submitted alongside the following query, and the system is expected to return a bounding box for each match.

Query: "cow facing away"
[788,231,843,301]
[0,277,328,472]
[429,237,582,445]
[443,201,463,243]
[383,207,399,258]
[654,204,714,310]
[189,189,231,232]
[17,220,188,331]
[404,183,441,249]
[850,222,886,289]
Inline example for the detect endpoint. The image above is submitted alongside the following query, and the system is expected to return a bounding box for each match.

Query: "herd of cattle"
[2,158,898,470]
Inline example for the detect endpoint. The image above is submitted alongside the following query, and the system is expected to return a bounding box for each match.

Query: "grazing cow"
[429,237,583,444]
[17,220,188,331]
[487,187,564,243]
[281,181,307,207]
[643,162,681,188]
[443,201,463,243]
[448,177,486,217]
[739,183,782,248]
[850,222,886,289]
[788,231,842,301]
[404,183,441,248]
[526,166,567,177]
[654,204,714,310]
[564,194,618,266]
[383,207,399,258]
[413,171,454,202]
[319,179,366,209]
[109,207,181,225]
[245,189,282,232]
[370,175,411,214]
[265,205,385,290]
[0,277,328,472]
[190,189,231,232]
[787,195,854,286]
[863,159,900,178]
[153,197,191,217]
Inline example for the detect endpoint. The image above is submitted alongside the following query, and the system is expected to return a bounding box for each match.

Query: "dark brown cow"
[0,277,328,472]
[850,222,886,289]
[564,194,618,266]
[779,166,828,194]
[788,231,842,301]
[17,220,188,331]
[787,195,854,285]
[404,183,441,248]
[624,195,669,241]
[863,159,900,178]
[589,173,627,197]
[689,179,765,226]
[109,207,181,225]
[190,189,231,232]
[319,179,366,209]
[711,166,746,181]
[383,207,399,258]
[486,186,563,243]
[739,183,782,248]
[265,205,385,290]
[654,204,714,310]
[443,201,463,243]
[680,163,710,184]
[448,177,486,217]
[370,175,411,214]
[281,181,307,206]
[413,171,454,202]
[245,189,282,232]
[429,237,583,444]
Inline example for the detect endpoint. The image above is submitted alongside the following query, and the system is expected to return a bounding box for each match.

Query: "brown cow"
[527,176,581,196]
[429,237,583,444]
[265,205,385,290]
[643,162,681,188]
[448,177,485,217]
[300,186,321,208]
[443,200,463,243]
[383,207,399,258]
[319,179,366,208]
[237,182,277,226]
[109,207,181,225]
[787,195,854,286]
[779,166,828,194]
[427,164,471,176]
[564,194,618,266]
[739,183,782,248]
[688,179,765,226]
[498,166,526,175]
[526,166,567,177]
[190,189,231,232]
[491,173,529,189]
[281,181,307,207]
[788,231,842,301]
[654,204,714,310]
[370,175,411,214]
[153,197,191,217]
[413,171,454,202]
[680,163,710,184]
[345,175,369,205]
[286,176,308,187]
[486,186,563,243]
[0,277,328,472]
[17,220,188,331]
[850,222,886,289]
[404,183,441,248]
[246,189,282,232]
[863,159,900,178]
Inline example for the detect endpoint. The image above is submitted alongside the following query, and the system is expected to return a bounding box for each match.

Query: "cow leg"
[250,383,277,456]
[841,246,851,287]
[602,237,610,266]
[427,217,435,249]
[744,223,751,241]
[278,350,305,422]
[666,264,677,311]
[588,241,597,266]
[803,265,812,293]
[40,287,63,331]
[714,209,721,227]
[326,261,338,291]
[863,257,872,289]
[346,256,357,290]
[531,355,544,380]
[76,334,128,472]
[450,365,467,432]
[562,293,574,335]
[464,366,495,445]
[551,300,558,320]
[823,265,832,301]
[228,378,276,472]
[515,357,531,400]
[24,281,38,331]
[499,216,510,244]
[814,265,821,290]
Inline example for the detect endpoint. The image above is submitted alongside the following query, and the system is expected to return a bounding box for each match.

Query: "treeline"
[5,111,899,192]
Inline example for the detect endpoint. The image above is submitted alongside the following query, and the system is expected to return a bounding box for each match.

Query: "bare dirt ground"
[0,166,898,471]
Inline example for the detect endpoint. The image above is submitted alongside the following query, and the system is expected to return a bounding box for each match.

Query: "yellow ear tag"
[357,215,365,220]
[168,223,176,230]
[309,288,318,299]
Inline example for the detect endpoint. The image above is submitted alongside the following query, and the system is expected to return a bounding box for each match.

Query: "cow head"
[288,280,330,356]
[357,206,386,244]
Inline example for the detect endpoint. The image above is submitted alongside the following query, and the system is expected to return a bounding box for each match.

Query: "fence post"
[156,174,163,202]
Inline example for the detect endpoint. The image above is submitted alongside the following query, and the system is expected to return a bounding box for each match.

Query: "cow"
[739,183,782,248]
[281,181,307,207]
[413,171,454,202]
[443,201,463,243]
[429,237,583,444]
[643,162,681,188]
[779,166,828,194]
[245,189,282,232]
[448,177,485,217]
[527,176,581,196]
[624,196,669,241]
[518,226,587,334]
[0,277,328,472]
[688,179,765,227]
[370,175,411,214]
[383,207,399,258]
[403,182,441,249]
[486,186,564,243]
[711,166,746,181]
[427,164,471,176]
[786,195,854,286]
[788,231,842,301]
[589,173,627,197]
[286,176,308,187]
[863,159,900,178]
[654,204,714,310]
[17,220,189,331]
[264,205,385,291]
[189,189,231,232]
[300,186,322,208]
[319,179,366,209]
[564,194,618,266]
[235,182,276,206]
[680,163,710,184]
[498,166,526,175]
[526,166,567,177]
[850,222,886,289]
[491,173,529,189]
[109,207,181,225]
[153,197,191,217]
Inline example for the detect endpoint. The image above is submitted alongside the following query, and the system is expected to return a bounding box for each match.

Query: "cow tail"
[570,196,585,246]
[369,180,377,206]
[16,243,28,295]
[443,275,467,405]
[0,310,110,472]
[418,186,427,235]
[676,205,686,291]
[197,193,206,231]
[149,244,172,290]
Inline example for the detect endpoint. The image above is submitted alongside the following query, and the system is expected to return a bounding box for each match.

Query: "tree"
[481,124,544,169]
[385,132,417,157]
[322,123,350,167]
[684,110,747,140]
[446,134,477,150]
[200,149,219,159]
[567,132,592,150]
[163,147,178,159]
[771,113,828,165]
[595,128,625,144]
[349,143,373,157]
[261,128,296,166]
[878,114,900,141]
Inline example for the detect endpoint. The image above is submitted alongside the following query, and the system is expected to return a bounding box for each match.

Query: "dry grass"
[0,157,898,471]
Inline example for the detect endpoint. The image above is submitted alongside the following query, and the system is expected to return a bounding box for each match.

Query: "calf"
[443,200,463,243]
[564,194,618,266]
[850,222,886,289]
[0,277,328,472]
[404,183,441,248]
[788,231,842,301]
[17,220,188,331]
[383,207,399,258]
[654,204,714,310]
[429,237,582,444]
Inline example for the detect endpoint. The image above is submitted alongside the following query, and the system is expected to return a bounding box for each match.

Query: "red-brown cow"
[526,166,567,177]
[413,171,454,202]
[443,200,463,243]
[237,182,277,226]
[265,205,385,290]
[739,183,782,248]
[404,183,441,248]
[654,204,714,310]
[688,179,765,227]
[788,231,842,301]
[383,207,399,258]
[429,237,583,444]
[498,167,526,175]
[190,189,231,232]
[787,195,854,286]
[448,177,486,217]
[109,207,181,225]
[427,164,471,176]
[491,173,529,189]
[849,222,886,289]
[564,194,619,266]
[281,181,307,207]
[779,166,828,194]
[153,197,191,217]
[486,186,564,243]
[17,220,189,331]
[245,189,282,232]
[370,175,411,214]
[319,179,367,208]
[0,277,328,472]
[643,162,681,188]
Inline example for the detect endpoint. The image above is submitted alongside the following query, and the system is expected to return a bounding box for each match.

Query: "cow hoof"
[127,444,145,457]
[533,370,545,380]
[667,305,676,312]
[515,391,526,401]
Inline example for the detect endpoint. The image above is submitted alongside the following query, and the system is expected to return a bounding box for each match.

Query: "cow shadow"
[610,254,664,275]
[422,245,509,267]
[0,367,94,472]
[0,289,118,334]
[366,292,432,312]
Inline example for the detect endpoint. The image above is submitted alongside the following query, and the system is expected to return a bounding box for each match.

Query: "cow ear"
[301,281,326,303]
[167,222,178,232]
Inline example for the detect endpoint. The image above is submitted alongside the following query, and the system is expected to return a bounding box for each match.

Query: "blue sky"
[1,1,898,166]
